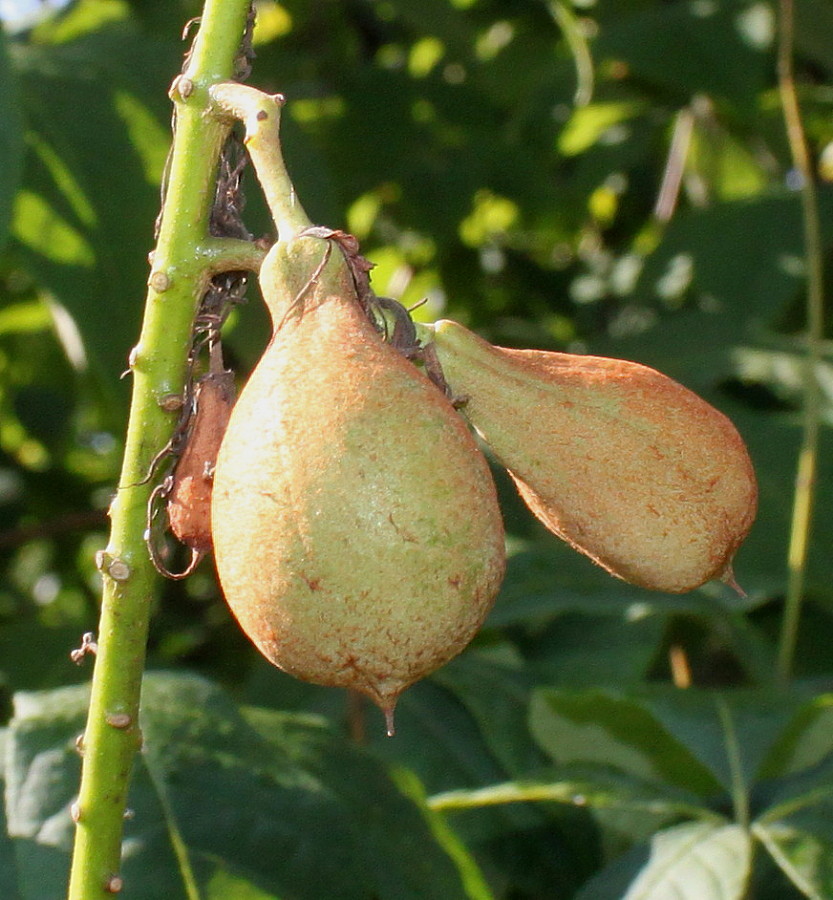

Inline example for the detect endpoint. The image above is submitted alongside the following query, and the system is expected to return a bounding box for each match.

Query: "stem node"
[104,713,133,729]
[158,392,184,412]
[149,271,172,292]
[107,559,131,582]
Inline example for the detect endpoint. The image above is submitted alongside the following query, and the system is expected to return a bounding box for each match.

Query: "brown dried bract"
[167,368,236,553]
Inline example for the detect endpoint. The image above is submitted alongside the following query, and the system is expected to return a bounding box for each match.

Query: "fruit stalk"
[210,82,312,238]
[67,4,259,897]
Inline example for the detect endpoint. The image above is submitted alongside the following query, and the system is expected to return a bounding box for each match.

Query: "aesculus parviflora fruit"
[211,234,506,733]
[424,319,757,594]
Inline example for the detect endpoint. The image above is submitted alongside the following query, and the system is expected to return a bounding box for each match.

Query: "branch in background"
[0,509,108,548]
[775,0,825,685]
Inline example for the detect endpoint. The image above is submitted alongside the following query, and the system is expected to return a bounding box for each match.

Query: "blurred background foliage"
[3,0,833,897]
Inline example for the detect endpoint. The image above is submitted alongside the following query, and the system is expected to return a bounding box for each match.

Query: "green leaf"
[795,0,833,76]
[243,659,513,795]
[10,20,176,405]
[362,676,599,897]
[0,28,24,251]
[529,688,722,797]
[393,768,495,900]
[431,647,547,777]
[725,410,833,602]
[5,686,85,900]
[638,691,798,796]
[761,694,833,779]
[143,673,491,899]
[530,686,816,803]
[489,546,724,629]
[576,822,753,900]
[599,192,833,388]
[751,704,833,895]
[523,611,665,689]
[596,1,771,107]
[244,656,575,886]
[5,672,493,899]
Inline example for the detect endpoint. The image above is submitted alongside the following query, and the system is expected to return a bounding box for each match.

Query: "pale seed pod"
[211,237,506,732]
[428,319,757,594]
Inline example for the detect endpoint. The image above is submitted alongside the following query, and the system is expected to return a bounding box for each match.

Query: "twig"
[0,509,108,548]
[654,106,695,223]
[67,3,257,897]
[775,0,825,685]
[547,0,594,107]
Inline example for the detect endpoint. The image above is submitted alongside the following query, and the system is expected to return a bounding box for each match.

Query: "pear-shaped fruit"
[428,319,757,594]
[211,237,506,731]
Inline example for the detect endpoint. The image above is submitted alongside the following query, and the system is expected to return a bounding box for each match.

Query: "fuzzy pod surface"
[429,319,757,594]
[211,238,506,729]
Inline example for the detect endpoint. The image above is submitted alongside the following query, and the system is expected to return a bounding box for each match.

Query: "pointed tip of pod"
[360,680,403,736]
[720,563,747,599]
[382,703,397,737]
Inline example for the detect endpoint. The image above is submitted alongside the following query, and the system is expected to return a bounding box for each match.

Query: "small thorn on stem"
[105,874,124,894]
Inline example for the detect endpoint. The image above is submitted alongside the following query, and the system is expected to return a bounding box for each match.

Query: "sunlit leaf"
[575,822,753,900]
[0,729,21,900]
[10,19,176,406]
[558,102,645,157]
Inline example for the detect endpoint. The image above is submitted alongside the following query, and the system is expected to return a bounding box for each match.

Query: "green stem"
[775,0,825,686]
[199,236,267,274]
[67,3,255,898]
